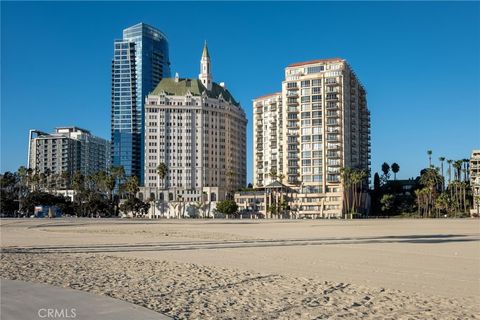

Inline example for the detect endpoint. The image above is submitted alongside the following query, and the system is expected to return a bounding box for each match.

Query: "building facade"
[141,43,247,218]
[28,127,110,182]
[470,150,480,216]
[111,23,171,184]
[251,58,371,218]
[253,93,283,187]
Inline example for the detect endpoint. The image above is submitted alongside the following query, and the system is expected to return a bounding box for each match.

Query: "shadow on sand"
[3,234,479,255]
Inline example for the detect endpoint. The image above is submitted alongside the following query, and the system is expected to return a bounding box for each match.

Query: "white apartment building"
[28,126,110,183]
[470,150,480,216]
[251,58,371,218]
[253,92,283,187]
[142,43,247,218]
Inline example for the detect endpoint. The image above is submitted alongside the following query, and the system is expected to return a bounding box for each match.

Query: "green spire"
[202,40,210,58]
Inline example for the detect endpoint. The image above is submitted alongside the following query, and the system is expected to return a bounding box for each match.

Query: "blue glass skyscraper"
[111,23,171,184]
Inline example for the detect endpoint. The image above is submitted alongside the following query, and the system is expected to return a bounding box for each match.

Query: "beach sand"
[1,219,479,319]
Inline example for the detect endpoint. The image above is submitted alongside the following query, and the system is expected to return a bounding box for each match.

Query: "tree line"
[0,166,148,217]
[371,150,474,218]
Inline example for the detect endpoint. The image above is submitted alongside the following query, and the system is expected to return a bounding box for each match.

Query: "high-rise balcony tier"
[326,111,341,117]
[325,96,339,101]
[327,153,342,159]
[286,92,299,97]
[325,81,339,86]
[326,120,341,126]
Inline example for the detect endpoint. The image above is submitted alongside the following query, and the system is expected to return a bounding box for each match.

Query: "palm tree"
[419,167,442,217]
[427,150,433,168]
[268,169,277,182]
[438,157,445,191]
[463,159,469,182]
[340,167,353,218]
[156,163,168,188]
[391,163,400,181]
[103,166,124,216]
[381,162,390,184]
[124,176,139,199]
[453,160,463,181]
[447,159,453,185]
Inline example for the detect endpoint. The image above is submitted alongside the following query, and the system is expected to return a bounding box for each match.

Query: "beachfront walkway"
[0,279,171,320]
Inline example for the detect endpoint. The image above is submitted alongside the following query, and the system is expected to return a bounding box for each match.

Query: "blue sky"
[1,1,479,182]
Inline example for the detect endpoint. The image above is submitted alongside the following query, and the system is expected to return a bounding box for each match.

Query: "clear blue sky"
[1,2,479,182]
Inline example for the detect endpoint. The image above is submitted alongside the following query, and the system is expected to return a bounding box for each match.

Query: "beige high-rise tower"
[252,58,371,218]
[142,43,247,218]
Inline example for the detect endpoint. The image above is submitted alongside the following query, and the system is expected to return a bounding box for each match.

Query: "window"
[312,79,321,86]
[306,66,324,74]
[301,80,310,87]
[302,159,311,166]
[301,88,310,96]
[302,151,311,158]
[301,96,310,103]
[301,128,311,135]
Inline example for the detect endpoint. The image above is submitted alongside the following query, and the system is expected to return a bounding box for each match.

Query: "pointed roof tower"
[202,40,210,58]
[199,41,212,90]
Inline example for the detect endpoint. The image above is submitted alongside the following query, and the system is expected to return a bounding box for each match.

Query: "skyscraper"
[111,22,171,184]
[250,58,371,218]
[142,43,247,218]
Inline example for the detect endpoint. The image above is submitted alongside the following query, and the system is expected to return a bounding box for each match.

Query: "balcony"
[286,91,298,97]
[325,81,339,86]
[326,111,341,117]
[326,104,339,110]
[327,152,341,159]
[326,120,341,126]
[327,128,341,133]
[327,144,341,150]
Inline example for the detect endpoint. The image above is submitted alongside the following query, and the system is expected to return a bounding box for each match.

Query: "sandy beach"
[1,218,479,319]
